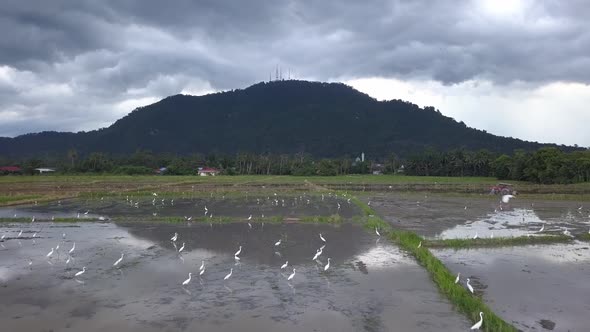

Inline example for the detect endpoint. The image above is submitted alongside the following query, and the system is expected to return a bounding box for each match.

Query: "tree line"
[1,147,590,184]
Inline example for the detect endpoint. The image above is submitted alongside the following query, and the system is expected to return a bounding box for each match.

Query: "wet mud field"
[367,193,590,239]
[0,221,470,331]
[433,243,590,331]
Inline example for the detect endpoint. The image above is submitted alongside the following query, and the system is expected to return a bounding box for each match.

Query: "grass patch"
[348,195,516,331]
[425,235,574,248]
[0,194,47,206]
[300,214,343,224]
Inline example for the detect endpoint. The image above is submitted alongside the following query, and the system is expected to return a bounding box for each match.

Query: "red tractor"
[489,183,515,195]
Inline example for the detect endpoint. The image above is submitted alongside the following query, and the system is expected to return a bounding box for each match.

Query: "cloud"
[0,0,589,146]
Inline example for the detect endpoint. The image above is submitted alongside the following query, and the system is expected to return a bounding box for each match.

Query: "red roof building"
[0,166,22,173]
[198,167,220,176]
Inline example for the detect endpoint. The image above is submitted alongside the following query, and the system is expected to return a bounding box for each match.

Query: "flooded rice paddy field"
[0,193,359,221]
[433,243,590,331]
[0,221,470,331]
[368,193,590,239]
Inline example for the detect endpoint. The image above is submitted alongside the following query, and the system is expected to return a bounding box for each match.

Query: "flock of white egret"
[4,192,589,331]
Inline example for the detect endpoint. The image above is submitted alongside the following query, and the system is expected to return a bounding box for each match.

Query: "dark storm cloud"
[0,0,589,136]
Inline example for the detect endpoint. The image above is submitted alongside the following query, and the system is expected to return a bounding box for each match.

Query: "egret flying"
[501,195,514,204]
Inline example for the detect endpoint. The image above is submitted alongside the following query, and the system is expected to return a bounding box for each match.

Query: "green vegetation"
[424,235,573,248]
[348,196,516,331]
[0,194,44,205]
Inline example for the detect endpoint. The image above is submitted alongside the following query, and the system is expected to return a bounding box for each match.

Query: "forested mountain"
[0,80,572,158]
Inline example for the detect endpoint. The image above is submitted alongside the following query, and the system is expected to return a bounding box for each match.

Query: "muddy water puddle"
[433,243,590,331]
[368,193,590,239]
[0,222,469,331]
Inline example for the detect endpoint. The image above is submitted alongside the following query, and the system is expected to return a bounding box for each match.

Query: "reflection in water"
[433,243,590,331]
[0,221,469,331]
[437,208,586,239]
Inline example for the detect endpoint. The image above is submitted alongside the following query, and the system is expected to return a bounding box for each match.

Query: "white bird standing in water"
[75,267,86,277]
[319,233,326,242]
[46,247,54,257]
[199,260,205,271]
[324,258,331,271]
[113,253,124,267]
[375,228,381,237]
[501,194,514,204]
[171,232,178,242]
[466,278,474,294]
[454,272,461,284]
[224,268,233,281]
[473,232,478,240]
[274,239,282,246]
[247,215,252,221]
[287,268,296,281]
[539,224,545,232]
[312,248,322,261]
[281,261,288,269]
[470,312,484,330]
[200,267,205,276]
[69,243,75,254]
[234,246,242,257]
[178,242,185,253]
[17,230,23,238]
[182,272,192,285]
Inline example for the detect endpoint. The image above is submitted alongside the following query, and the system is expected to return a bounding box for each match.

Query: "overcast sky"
[1,0,589,146]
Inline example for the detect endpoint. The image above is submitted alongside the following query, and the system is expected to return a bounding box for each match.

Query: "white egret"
[187,216,192,221]
[501,194,515,204]
[470,312,483,330]
[182,272,192,285]
[274,239,282,246]
[171,232,178,242]
[75,267,86,277]
[234,245,242,257]
[466,278,474,294]
[563,228,573,237]
[31,216,35,222]
[248,222,252,229]
[324,258,331,271]
[200,267,205,276]
[84,211,89,215]
[0,234,4,240]
[417,241,422,248]
[46,248,54,257]
[473,232,478,240]
[375,228,381,237]
[234,255,241,261]
[247,215,252,221]
[33,232,37,238]
[287,268,296,281]
[178,242,185,253]
[55,243,60,251]
[539,225,545,232]
[98,216,106,221]
[319,233,326,242]
[199,260,205,271]
[281,261,288,269]
[312,249,322,261]
[224,268,233,280]
[490,232,494,239]
[455,272,460,284]
[152,192,158,196]
[77,213,80,218]
[17,230,23,238]
[66,256,71,264]
[69,243,75,254]
[114,253,124,267]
